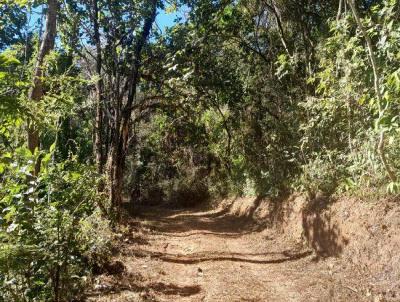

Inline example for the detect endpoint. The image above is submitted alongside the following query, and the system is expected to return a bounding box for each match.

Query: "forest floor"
[85,198,378,302]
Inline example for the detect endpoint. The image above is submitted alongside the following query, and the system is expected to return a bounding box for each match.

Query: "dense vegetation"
[1,0,399,300]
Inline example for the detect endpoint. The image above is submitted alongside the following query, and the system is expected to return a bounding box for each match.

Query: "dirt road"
[87,205,362,301]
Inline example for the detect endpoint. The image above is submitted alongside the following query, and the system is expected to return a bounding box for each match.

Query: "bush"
[0,148,112,301]
[168,180,210,208]
[296,151,348,199]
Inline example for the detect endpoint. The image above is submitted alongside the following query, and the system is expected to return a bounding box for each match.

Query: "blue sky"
[28,5,187,35]
[156,7,186,32]
[156,10,177,29]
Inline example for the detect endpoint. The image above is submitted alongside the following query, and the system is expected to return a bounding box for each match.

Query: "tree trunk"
[337,0,343,21]
[91,0,105,175]
[109,0,157,216]
[27,0,58,175]
[264,1,291,56]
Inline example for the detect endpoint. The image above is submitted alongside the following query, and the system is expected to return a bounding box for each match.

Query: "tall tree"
[89,0,107,179]
[27,0,58,174]
[109,0,158,214]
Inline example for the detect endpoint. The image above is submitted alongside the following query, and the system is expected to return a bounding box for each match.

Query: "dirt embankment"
[237,193,400,301]
[87,194,400,302]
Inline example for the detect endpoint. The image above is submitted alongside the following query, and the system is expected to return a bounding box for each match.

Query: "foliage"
[0,49,28,152]
[0,149,112,301]
[0,1,27,50]
[307,0,400,194]
[1,0,400,299]
[0,16,109,300]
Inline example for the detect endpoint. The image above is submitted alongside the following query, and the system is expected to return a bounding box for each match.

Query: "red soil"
[86,194,400,302]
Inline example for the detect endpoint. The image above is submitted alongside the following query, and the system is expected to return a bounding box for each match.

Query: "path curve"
[87,206,357,302]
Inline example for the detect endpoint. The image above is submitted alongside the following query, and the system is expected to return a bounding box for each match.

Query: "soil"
[86,195,400,302]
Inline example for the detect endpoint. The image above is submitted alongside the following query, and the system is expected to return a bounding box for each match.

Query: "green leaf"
[49,143,56,153]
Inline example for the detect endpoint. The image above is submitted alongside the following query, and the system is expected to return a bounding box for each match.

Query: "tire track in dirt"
[87,206,348,301]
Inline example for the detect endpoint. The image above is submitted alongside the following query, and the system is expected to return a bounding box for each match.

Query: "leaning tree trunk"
[264,1,291,56]
[109,0,157,216]
[27,0,58,175]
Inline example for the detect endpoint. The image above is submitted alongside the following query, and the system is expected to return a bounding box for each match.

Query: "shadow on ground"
[131,197,269,238]
[133,194,349,259]
[302,196,349,259]
[120,198,314,266]
[86,272,201,299]
[130,249,313,264]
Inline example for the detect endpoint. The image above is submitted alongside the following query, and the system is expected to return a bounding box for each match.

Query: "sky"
[28,5,188,36]
[156,6,187,32]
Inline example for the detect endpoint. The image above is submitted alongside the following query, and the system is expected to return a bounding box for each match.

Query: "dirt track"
[86,202,370,302]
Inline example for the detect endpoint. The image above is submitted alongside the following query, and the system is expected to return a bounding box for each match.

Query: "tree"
[27,0,58,175]
[108,0,158,214]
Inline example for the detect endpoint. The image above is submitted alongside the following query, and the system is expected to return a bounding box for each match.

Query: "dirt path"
[87,205,360,302]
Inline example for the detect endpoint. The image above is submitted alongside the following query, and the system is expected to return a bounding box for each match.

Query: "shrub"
[0,148,112,301]
[296,151,348,199]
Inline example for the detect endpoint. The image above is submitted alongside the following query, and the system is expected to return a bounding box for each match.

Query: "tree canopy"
[1,0,400,300]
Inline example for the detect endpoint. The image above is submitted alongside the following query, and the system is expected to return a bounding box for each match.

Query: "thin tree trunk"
[91,0,105,175]
[337,0,343,21]
[27,0,58,175]
[347,0,396,182]
[264,1,291,56]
